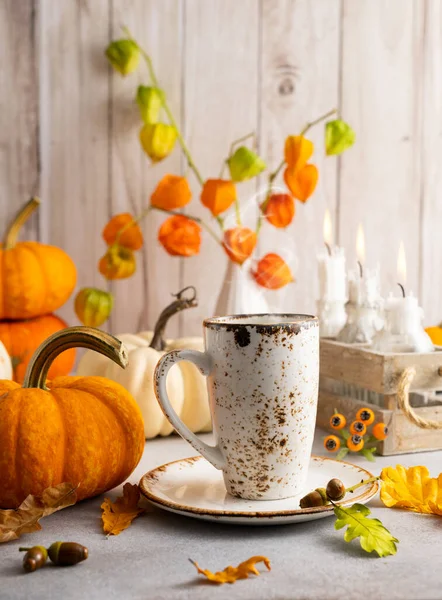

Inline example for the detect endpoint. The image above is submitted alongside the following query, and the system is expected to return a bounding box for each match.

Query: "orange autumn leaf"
[223,227,257,265]
[98,244,136,280]
[190,556,271,585]
[284,163,318,203]
[101,483,146,536]
[151,174,192,210]
[102,213,144,250]
[284,135,314,169]
[201,179,237,216]
[158,215,201,257]
[252,253,294,290]
[262,193,295,228]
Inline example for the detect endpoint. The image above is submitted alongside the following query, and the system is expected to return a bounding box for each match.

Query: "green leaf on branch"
[361,448,377,462]
[336,447,349,461]
[325,119,355,155]
[340,429,350,441]
[334,503,398,557]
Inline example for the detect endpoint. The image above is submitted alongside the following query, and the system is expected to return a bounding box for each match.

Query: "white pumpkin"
[0,340,12,380]
[77,290,211,439]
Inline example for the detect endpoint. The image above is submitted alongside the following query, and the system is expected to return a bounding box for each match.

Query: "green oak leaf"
[334,503,398,557]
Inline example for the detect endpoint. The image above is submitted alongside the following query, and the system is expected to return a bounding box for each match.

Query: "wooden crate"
[317,340,442,455]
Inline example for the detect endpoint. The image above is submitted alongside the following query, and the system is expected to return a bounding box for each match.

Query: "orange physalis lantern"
[99,244,136,280]
[252,253,293,289]
[102,213,143,250]
[200,179,237,216]
[284,135,314,170]
[284,164,318,203]
[158,215,201,257]
[150,174,192,210]
[262,194,295,228]
[223,227,257,265]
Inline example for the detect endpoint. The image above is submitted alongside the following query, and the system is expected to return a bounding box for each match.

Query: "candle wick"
[397,282,406,298]
[324,242,332,256]
[357,260,363,278]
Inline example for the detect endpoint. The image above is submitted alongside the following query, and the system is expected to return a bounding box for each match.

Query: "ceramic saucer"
[139,455,378,525]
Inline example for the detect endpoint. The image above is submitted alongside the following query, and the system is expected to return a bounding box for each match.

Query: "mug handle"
[154,349,225,470]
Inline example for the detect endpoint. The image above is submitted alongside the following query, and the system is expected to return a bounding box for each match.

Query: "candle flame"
[397,241,407,285]
[323,209,333,246]
[356,224,365,265]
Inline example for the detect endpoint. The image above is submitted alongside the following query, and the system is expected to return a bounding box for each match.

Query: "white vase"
[214,259,269,316]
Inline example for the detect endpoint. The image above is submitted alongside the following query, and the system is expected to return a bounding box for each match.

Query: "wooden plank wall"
[1,0,441,336]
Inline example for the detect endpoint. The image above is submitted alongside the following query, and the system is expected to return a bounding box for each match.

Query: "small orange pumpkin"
[0,314,76,384]
[0,327,145,509]
[0,198,77,320]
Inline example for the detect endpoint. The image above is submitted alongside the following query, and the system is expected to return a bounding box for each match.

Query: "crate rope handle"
[397,366,442,429]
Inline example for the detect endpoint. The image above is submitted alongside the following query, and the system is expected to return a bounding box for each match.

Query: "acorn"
[48,542,89,566]
[326,478,346,501]
[19,546,48,573]
[300,487,328,509]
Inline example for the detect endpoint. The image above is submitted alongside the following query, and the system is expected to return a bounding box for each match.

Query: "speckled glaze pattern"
[154,314,319,501]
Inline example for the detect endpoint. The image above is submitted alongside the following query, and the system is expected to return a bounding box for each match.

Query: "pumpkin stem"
[23,326,128,390]
[149,286,198,351]
[3,197,41,250]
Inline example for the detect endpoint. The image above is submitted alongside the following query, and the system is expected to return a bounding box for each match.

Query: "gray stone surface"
[2,431,442,600]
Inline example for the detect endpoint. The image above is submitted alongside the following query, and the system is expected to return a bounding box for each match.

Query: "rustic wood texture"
[1,0,441,334]
[260,0,340,314]
[39,0,111,326]
[0,0,39,241]
[320,339,442,394]
[181,0,260,335]
[338,0,423,295]
[420,0,442,326]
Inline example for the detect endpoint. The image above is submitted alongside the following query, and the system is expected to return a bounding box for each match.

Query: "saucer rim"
[139,455,379,519]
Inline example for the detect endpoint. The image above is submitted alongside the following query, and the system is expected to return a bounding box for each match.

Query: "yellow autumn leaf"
[380,465,442,516]
[101,483,146,536]
[190,555,271,585]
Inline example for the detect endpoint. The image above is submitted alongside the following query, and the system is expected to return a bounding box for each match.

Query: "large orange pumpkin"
[0,327,145,509]
[0,314,76,383]
[0,198,77,320]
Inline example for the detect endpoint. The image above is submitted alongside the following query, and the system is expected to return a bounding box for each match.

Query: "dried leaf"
[190,556,271,584]
[380,465,442,516]
[101,483,145,536]
[0,483,77,544]
[334,503,398,557]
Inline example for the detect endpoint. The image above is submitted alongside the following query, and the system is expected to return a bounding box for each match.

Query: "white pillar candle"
[372,242,434,353]
[317,210,347,338]
[338,225,383,344]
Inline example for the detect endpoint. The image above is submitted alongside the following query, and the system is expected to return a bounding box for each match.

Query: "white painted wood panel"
[0,0,39,240]
[420,0,442,326]
[1,0,441,335]
[39,0,111,327]
[109,0,182,336]
[260,0,340,316]
[181,0,260,335]
[338,0,423,301]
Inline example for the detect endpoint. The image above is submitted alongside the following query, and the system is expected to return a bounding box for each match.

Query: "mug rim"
[204,313,318,329]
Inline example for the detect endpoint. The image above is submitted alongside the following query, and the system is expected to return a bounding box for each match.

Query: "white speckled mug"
[154,314,319,500]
